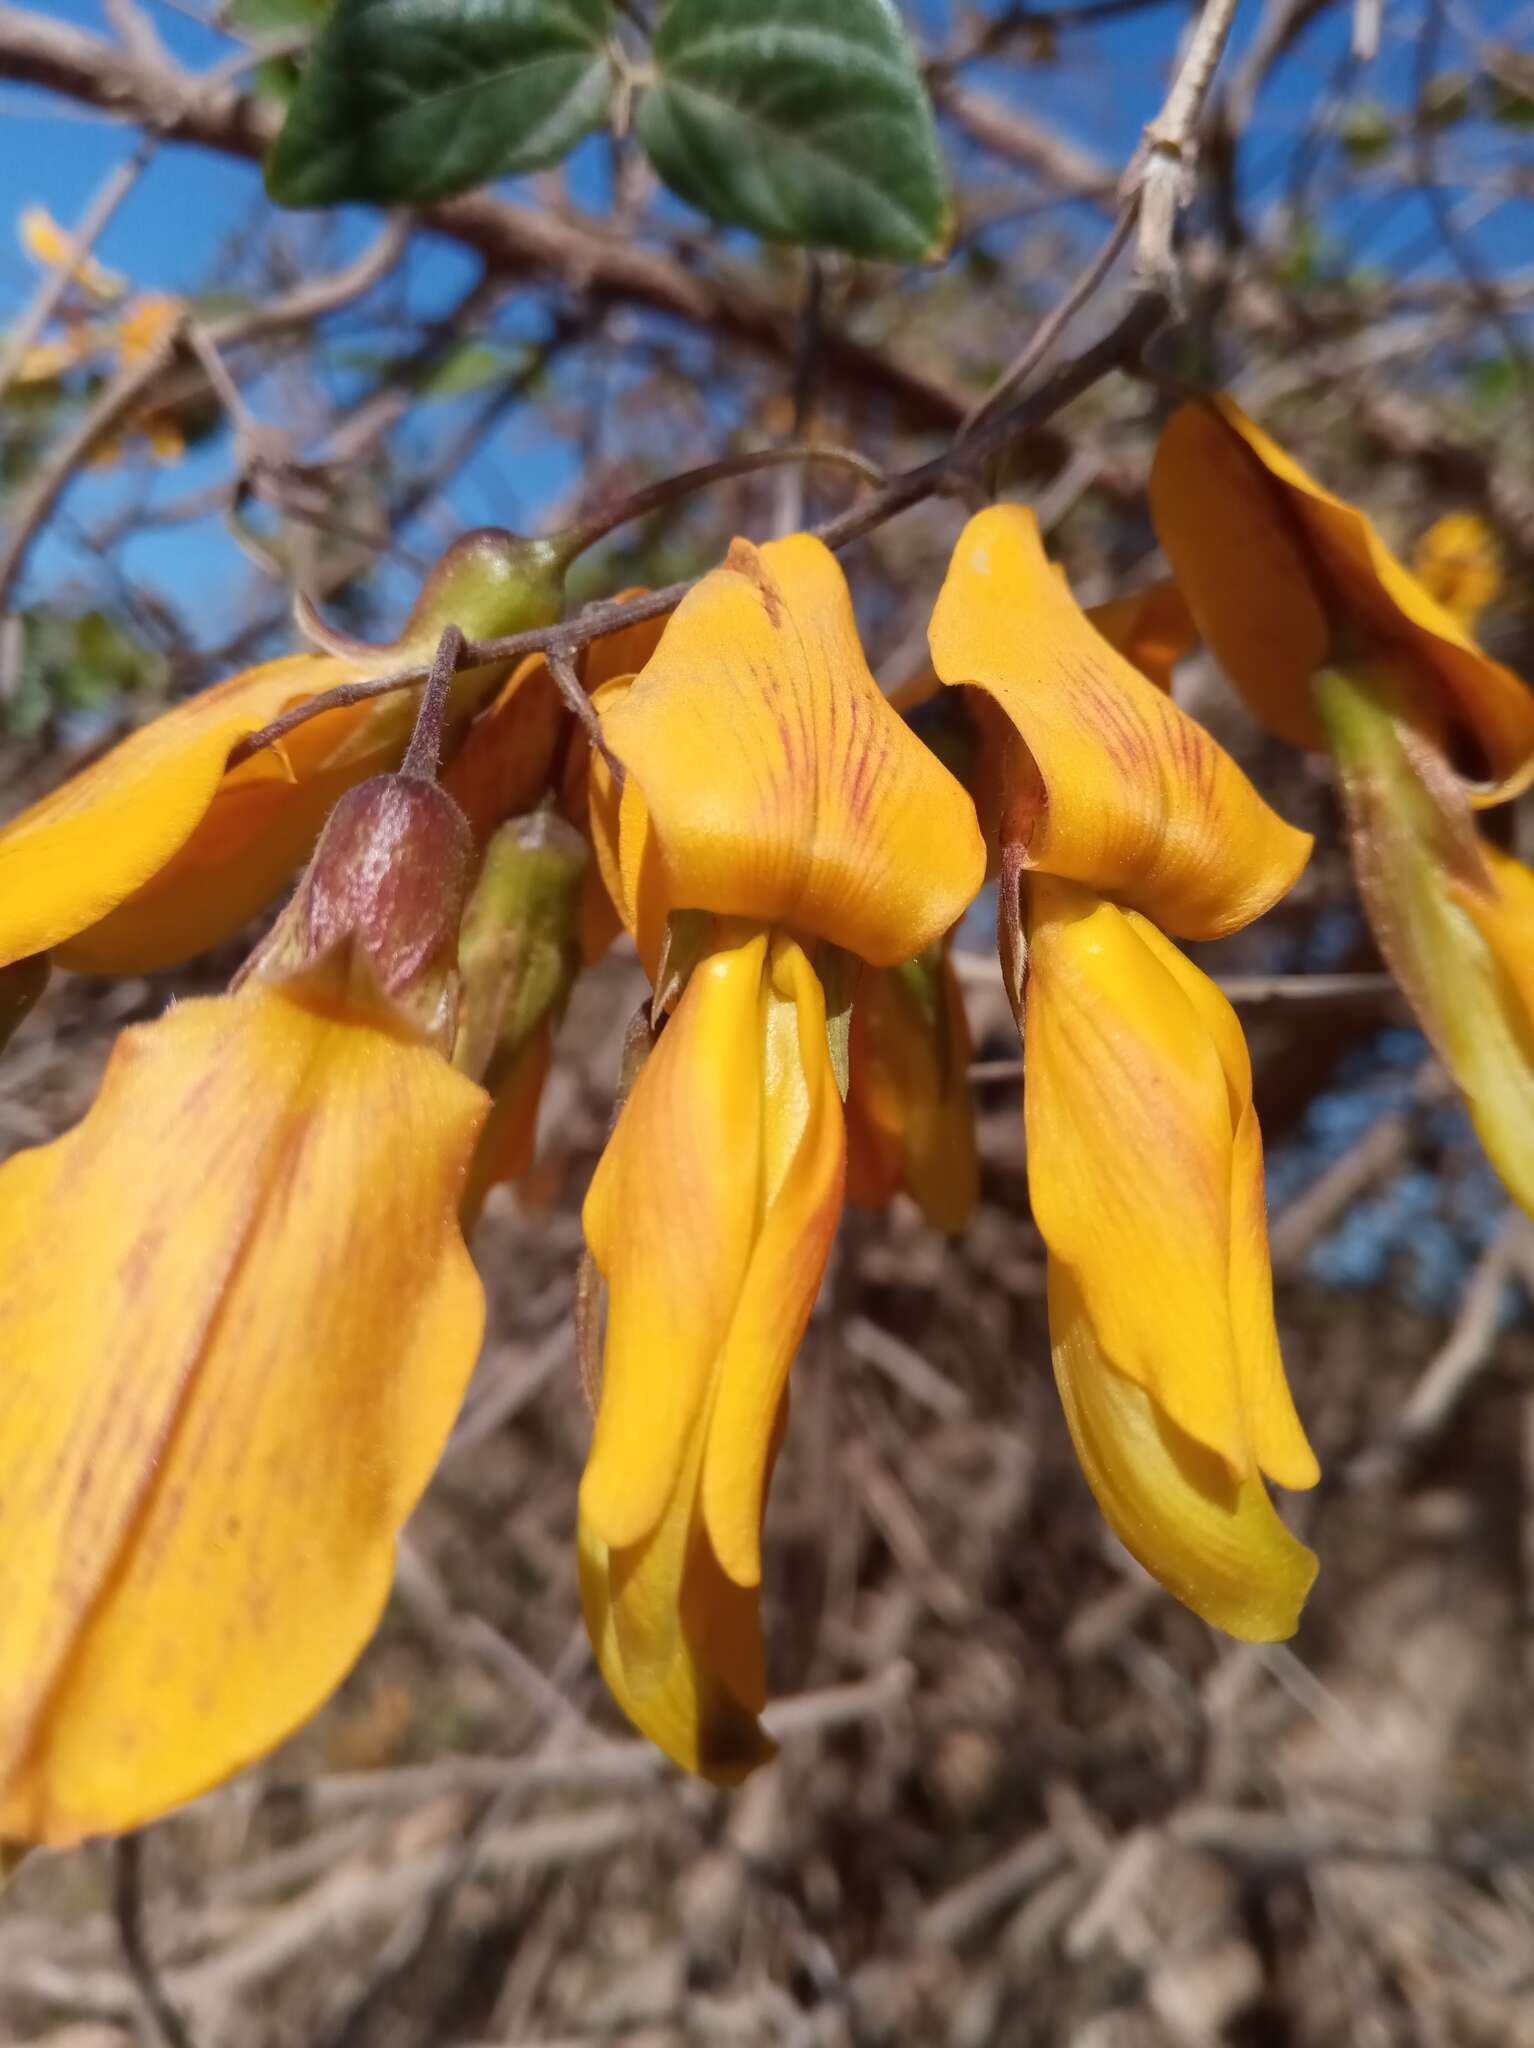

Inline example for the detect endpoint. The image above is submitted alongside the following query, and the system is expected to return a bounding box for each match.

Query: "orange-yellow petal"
[1412,513,1501,633]
[698,934,844,1585]
[845,942,978,1233]
[440,653,565,846]
[1151,398,1534,799]
[930,506,1311,939]
[1050,1263,1317,1641]
[578,926,843,1777]
[1086,578,1198,693]
[578,1448,775,1785]
[600,536,985,965]
[0,654,401,973]
[1128,917,1319,1492]
[1023,876,1316,1490]
[0,982,488,1844]
[461,1016,553,1226]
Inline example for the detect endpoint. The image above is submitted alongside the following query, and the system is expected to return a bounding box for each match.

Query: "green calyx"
[453,811,588,1087]
[1314,660,1534,1215]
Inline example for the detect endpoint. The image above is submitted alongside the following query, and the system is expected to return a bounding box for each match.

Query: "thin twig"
[0,216,409,610]
[225,289,1168,775]
[400,625,465,781]
[112,1833,198,2048]
[961,205,1138,435]
[1130,0,1242,287]
[548,644,625,787]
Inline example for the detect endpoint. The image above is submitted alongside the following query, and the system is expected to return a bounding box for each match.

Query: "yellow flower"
[581,535,984,1774]
[0,756,494,1846]
[1150,398,1534,1217]
[845,940,978,1234]
[0,976,487,1846]
[19,203,126,301]
[1149,393,1534,795]
[1411,512,1501,633]
[930,506,1317,1639]
[10,267,188,465]
[0,535,564,978]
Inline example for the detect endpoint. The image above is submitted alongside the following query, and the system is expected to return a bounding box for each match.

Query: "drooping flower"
[1150,397,1534,1215]
[0,532,567,977]
[930,505,1318,1638]
[0,769,489,1846]
[581,535,985,1774]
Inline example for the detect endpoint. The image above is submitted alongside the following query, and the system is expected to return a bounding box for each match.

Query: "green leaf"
[636,0,950,263]
[266,0,616,208]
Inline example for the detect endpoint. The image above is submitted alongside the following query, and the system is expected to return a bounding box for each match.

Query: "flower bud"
[403,528,570,647]
[241,774,474,1054]
[453,812,588,1221]
[1315,660,1534,1213]
[454,812,587,1085]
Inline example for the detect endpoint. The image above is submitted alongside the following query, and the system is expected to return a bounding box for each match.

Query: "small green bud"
[453,812,587,1086]
[404,529,568,649]
[1315,660,1534,1212]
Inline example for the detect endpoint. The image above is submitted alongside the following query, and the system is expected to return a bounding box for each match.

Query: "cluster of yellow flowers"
[0,395,1529,1848]
[10,207,188,465]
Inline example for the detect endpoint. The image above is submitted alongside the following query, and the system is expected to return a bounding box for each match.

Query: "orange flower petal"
[1152,398,1534,800]
[845,943,978,1234]
[0,655,397,974]
[600,536,985,965]
[1023,876,1315,1489]
[930,506,1311,939]
[578,927,843,1777]
[1412,513,1501,633]
[1050,1263,1317,1642]
[1086,578,1198,694]
[0,983,487,1844]
[440,653,565,845]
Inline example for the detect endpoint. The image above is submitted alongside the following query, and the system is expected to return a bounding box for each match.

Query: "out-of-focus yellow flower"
[19,204,126,301]
[1412,512,1502,633]
[10,273,188,465]
[581,535,984,1775]
[0,534,565,977]
[930,506,1317,1640]
[0,769,490,1843]
[845,940,977,1233]
[1151,399,1534,1218]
